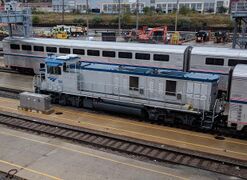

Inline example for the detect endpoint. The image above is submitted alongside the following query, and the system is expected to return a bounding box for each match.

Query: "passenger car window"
[103,51,116,58]
[119,52,132,59]
[46,47,57,53]
[135,53,150,60]
[228,59,247,66]
[34,46,44,52]
[22,45,32,51]
[154,54,169,61]
[205,58,224,66]
[59,48,70,54]
[87,50,100,56]
[73,49,85,55]
[10,44,20,50]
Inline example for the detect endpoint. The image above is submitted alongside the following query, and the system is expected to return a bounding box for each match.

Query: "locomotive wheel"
[242,126,247,136]
[141,109,149,121]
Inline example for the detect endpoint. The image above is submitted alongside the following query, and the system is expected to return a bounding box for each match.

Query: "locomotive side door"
[186,82,207,110]
[112,74,120,95]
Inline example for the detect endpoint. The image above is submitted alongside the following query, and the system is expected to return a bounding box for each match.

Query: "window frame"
[87,49,100,56]
[59,47,71,54]
[228,59,247,66]
[102,50,116,58]
[22,44,32,51]
[129,76,139,91]
[10,44,20,50]
[135,53,150,60]
[119,52,133,59]
[34,46,44,52]
[73,48,85,55]
[205,57,224,66]
[47,66,61,75]
[153,54,170,62]
[46,46,57,53]
[165,80,177,96]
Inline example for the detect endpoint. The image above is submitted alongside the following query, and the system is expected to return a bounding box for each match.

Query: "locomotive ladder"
[201,99,221,129]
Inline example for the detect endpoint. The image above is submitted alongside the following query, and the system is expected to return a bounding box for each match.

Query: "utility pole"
[136,0,139,30]
[118,0,121,36]
[86,0,89,34]
[175,0,179,31]
[62,0,64,25]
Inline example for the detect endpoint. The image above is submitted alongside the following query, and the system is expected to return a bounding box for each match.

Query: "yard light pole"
[175,0,179,31]
[62,0,65,25]
[86,0,89,34]
[136,0,139,30]
[118,0,121,36]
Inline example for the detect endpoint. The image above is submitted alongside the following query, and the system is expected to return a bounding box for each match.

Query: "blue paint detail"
[189,70,228,76]
[230,100,247,105]
[4,53,45,59]
[4,53,182,71]
[77,62,219,82]
[79,60,181,71]
[46,61,63,67]
[48,77,57,82]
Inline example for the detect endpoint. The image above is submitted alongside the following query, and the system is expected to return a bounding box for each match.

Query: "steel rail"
[0,110,246,179]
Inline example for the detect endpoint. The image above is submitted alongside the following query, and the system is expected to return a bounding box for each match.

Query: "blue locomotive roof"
[45,54,80,67]
[79,62,219,82]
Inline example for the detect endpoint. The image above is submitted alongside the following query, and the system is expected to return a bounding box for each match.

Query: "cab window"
[47,66,61,75]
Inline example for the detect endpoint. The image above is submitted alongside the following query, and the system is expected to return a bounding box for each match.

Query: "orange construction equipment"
[124,26,168,44]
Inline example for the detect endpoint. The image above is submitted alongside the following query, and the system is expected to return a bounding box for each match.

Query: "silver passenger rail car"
[3,37,190,74]
[190,47,247,93]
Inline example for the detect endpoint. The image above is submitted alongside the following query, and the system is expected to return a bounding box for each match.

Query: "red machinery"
[124,26,168,44]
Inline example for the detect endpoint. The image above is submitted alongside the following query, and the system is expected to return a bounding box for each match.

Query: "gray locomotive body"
[35,55,222,129]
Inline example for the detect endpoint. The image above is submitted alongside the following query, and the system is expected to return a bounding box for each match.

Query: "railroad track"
[0,87,25,99]
[0,110,246,179]
[0,67,26,75]
[0,169,25,180]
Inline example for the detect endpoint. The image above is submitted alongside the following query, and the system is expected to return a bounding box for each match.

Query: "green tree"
[217,6,228,13]
[91,16,103,25]
[73,18,85,24]
[122,13,132,24]
[143,7,155,16]
[179,6,192,15]
[32,16,40,24]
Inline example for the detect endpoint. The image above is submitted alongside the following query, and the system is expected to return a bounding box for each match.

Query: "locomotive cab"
[34,54,80,93]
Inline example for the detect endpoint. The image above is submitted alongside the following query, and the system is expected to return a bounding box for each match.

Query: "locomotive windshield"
[47,66,61,75]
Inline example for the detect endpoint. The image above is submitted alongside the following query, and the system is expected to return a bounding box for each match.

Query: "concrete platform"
[0,97,246,162]
[0,126,236,180]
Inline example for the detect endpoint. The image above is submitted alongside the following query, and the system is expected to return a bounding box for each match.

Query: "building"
[3,0,53,12]
[154,0,230,13]
[52,0,87,13]
[231,0,247,12]
[52,0,230,14]
[100,0,146,14]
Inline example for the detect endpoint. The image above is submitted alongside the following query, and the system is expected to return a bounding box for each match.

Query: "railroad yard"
[0,1,247,180]
[0,56,247,179]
